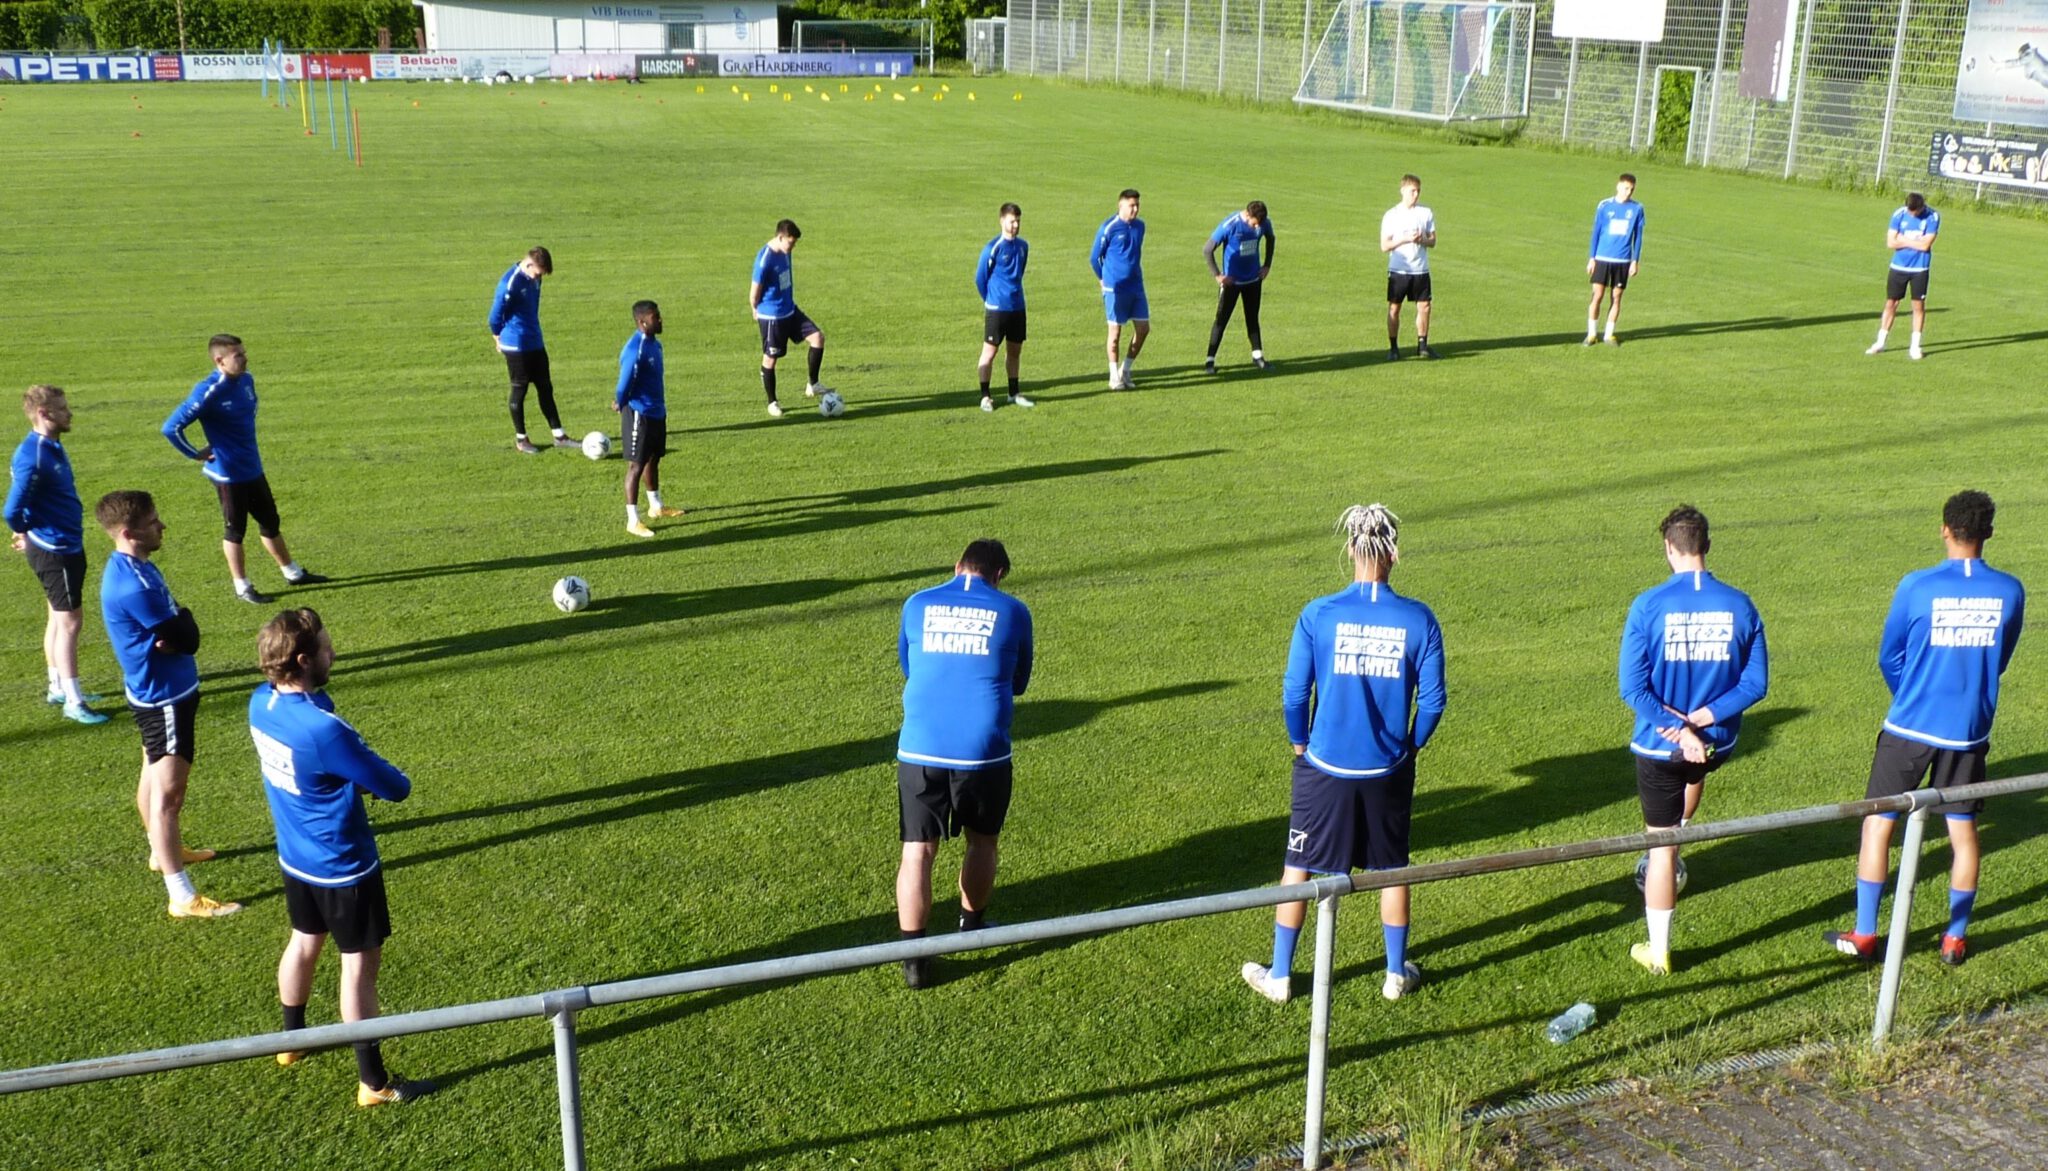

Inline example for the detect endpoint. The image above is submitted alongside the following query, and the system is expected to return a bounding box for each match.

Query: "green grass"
[3,75,2047,1169]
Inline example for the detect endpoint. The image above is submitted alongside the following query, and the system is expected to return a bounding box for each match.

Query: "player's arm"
[1588,208,1603,265]
[1998,589,2026,674]
[1379,218,1403,253]
[1909,229,1938,252]
[749,251,769,312]
[161,388,211,462]
[1204,226,1227,283]
[1010,609,1034,697]
[323,721,412,802]
[1410,618,1447,752]
[1618,607,1683,731]
[1282,614,1317,751]
[1877,585,1912,695]
[1259,226,1275,279]
[150,606,201,655]
[1629,209,1643,270]
[4,447,35,539]
[975,240,996,302]
[1418,218,1437,249]
[898,612,911,678]
[1698,621,1769,727]
[615,337,637,411]
[488,278,512,336]
[1090,224,1110,280]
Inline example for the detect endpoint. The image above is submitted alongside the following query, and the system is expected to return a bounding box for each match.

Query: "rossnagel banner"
[1954,0,2048,126]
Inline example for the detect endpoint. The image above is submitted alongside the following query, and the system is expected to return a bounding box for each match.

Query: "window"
[666,23,699,50]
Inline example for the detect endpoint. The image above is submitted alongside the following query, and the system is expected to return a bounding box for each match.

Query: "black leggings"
[1207,281,1264,357]
[505,349,562,435]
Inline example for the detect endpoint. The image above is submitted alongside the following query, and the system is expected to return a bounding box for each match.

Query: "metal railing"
[5,772,2043,1170]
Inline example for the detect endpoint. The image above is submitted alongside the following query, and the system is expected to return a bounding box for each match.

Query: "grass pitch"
[3,75,2048,1169]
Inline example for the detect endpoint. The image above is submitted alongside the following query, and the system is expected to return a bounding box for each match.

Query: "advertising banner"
[0,55,158,82]
[1550,0,1666,43]
[305,54,373,80]
[151,56,183,80]
[717,51,916,77]
[1930,127,2048,189]
[370,53,463,80]
[1953,0,2048,126]
[636,53,718,78]
[550,52,638,78]
[180,53,303,81]
[455,52,553,80]
[1738,0,1799,101]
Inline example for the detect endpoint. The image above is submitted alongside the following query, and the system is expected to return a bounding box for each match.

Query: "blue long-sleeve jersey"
[162,371,263,485]
[6,432,83,554]
[1283,581,1447,779]
[1090,216,1146,290]
[1879,559,2024,749]
[1889,206,1939,273]
[1209,212,1275,283]
[976,235,1029,311]
[1619,571,1769,760]
[752,245,797,320]
[251,685,411,887]
[897,574,1034,770]
[101,552,199,706]
[616,331,665,417]
[489,263,545,351]
[1589,197,1645,263]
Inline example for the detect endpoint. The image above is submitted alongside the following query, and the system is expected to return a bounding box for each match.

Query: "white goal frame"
[1295,0,1536,123]
[791,19,936,71]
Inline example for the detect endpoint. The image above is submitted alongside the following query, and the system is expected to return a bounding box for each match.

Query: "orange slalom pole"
[351,108,362,166]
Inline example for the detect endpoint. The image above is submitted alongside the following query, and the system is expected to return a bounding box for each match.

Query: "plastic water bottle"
[1545,1002,1595,1044]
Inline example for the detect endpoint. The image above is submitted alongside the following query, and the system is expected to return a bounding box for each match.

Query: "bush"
[0,2,68,51]
[80,0,421,51]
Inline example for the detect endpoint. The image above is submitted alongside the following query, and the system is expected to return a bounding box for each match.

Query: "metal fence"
[1005,0,2041,206]
[6,773,2042,1170]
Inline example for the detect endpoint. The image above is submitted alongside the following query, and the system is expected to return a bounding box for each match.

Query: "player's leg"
[977,337,1000,409]
[895,763,953,987]
[505,351,540,452]
[1104,317,1125,388]
[1908,277,1928,359]
[1586,281,1606,344]
[640,420,679,517]
[1871,273,1903,353]
[952,762,1010,928]
[1632,758,1683,973]
[1242,281,1266,367]
[759,319,785,416]
[1414,295,1434,358]
[1245,757,1343,1003]
[339,946,389,1087]
[217,481,270,603]
[337,871,410,1102]
[1004,338,1030,406]
[621,409,654,535]
[246,478,322,586]
[1364,761,1421,998]
[38,551,100,718]
[1386,274,1405,359]
[959,830,999,923]
[276,918,326,1064]
[801,319,828,396]
[529,349,570,446]
[1206,284,1240,368]
[1933,748,1985,963]
[1605,286,1627,342]
[1830,732,1924,958]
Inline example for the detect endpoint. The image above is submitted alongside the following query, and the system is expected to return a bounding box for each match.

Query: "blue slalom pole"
[340,79,352,161]
[327,74,338,149]
[261,39,270,101]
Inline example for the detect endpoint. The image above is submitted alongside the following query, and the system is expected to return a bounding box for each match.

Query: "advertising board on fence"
[637,54,718,78]
[0,55,160,82]
[305,54,373,80]
[1930,127,2048,190]
[180,53,302,81]
[551,52,638,78]
[371,54,463,80]
[1550,0,1665,43]
[717,52,916,77]
[1953,0,2048,127]
[455,52,553,80]
[1738,0,1799,101]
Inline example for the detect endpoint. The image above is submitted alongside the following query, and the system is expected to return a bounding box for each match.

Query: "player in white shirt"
[1380,175,1437,360]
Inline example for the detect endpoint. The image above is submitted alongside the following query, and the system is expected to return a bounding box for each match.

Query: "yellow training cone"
[892,92,905,101]
[910,83,922,92]
[821,93,831,101]
[941,83,951,92]
[730,84,739,92]
[783,92,792,101]
[1013,92,1023,100]
[803,84,814,92]
[768,83,778,92]
[742,92,752,101]
[968,92,977,100]
[864,92,874,101]
[839,83,849,92]
[695,84,705,93]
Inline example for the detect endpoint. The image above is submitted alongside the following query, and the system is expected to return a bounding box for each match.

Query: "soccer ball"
[817,391,846,418]
[552,575,591,613]
[581,431,611,460]
[1633,852,1688,894]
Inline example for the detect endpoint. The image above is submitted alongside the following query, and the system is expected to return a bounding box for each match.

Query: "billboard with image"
[1954,0,2048,126]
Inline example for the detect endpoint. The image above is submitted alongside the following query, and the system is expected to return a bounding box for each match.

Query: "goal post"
[791,19,936,71]
[1296,1,1535,123]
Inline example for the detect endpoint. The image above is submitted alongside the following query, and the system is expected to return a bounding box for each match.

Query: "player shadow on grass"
[1923,327,2048,355]
[702,449,1230,518]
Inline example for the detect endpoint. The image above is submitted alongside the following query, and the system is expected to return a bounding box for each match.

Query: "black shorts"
[899,760,1012,841]
[983,309,1027,345]
[1634,753,1723,828]
[504,348,553,391]
[622,408,667,464]
[1865,730,1986,815]
[283,869,392,953]
[1286,755,1414,873]
[1387,272,1433,304]
[215,476,281,543]
[130,693,199,764]
[1886,268,1930,302]
[758,313,820,358]
[25,545,86,611]
[1591,260,1632,289]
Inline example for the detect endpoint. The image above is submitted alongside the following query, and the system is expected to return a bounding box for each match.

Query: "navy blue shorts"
[758,312,820,358]
[1285,755,1414,874]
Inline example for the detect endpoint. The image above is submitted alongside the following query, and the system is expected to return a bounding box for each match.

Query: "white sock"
[165,869,196,903]
[1251,348,1263,360]
[283,561,303,579]
[1679,816,1690,828]
[1647,908,1673,953]
[1108,360,1119,381]
[1910,330,1922,347]
[515,432,529,441]
[1587,318,1598,336]
[61,677,83,705]
[233,576,252,593]
[1605,321,1616,339]
[551,428,568,439]
[627,504,641,525]
[647,490,663,511]
[47,666,60,692]
[1119,357,1132,380]
[1875,327,1889,344]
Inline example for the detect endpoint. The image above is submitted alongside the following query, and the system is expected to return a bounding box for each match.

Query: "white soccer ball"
[552,575,591,613]
[1633,853,1688,894]
[581,431,611,461]
[817,391,846,418]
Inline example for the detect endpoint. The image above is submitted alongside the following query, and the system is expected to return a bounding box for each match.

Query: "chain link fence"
[1005,0,2043,206]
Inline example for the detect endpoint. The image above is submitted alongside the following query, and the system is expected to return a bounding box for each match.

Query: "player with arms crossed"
[1381,176,1437,360]
[1585,173,1644,347]
[750,220,832,418]
[1090,189,1149,390]
[1243,504,1445,1004]
[162,334,327,605]
[1825,490,2024,967]
[894,539,1034,990]
[8,384,107,724]
[616,300,682,538]
[1867,192,1939,360]
[253,608,427,1106]
[97,490,238,918]
[1617,505,1768,975]
[490,247,573,453]
[974,203,1035,412]
[1203,200,1276,374]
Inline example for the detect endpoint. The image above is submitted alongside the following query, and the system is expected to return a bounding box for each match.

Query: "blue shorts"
[1102,285,1150,325]
[1285,755,1414,874]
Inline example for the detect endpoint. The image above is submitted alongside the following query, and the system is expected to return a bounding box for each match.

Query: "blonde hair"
[23,384,64,421]
[1337,503,1401,568]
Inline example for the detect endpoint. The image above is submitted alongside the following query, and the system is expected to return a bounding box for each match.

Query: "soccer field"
[3,75,2048,1169]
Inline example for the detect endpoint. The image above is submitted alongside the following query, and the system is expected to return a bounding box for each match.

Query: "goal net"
[792,19,936,70]
[1296,1,1535,123]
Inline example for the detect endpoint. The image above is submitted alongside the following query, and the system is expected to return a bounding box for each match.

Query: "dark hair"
[1245,199,1268,220]
[1943,490,1995,543]
[631,299,659,320]
[1618,172,1637,185]
[1400,174,1421,189]
[999,202,1022,218]
[526,246,553,273]
[959,538,1011,579]
[95,489,155,533]
[1118,188,1140,202]
[775,218,801,240]
[1659,505,1710,556]
[258,607,325,685]
[1905,191,1927,214]
[208,333,242,359]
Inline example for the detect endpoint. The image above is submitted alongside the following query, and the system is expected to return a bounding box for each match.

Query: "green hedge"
[0,2,68,51]
[79,0,421,52]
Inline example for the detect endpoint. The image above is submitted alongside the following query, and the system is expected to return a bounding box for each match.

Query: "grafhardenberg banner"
[717,52,916,77]
[1954,0,2048,126]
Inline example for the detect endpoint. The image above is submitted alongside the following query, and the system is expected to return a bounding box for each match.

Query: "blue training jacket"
[1090,216,1146,290]
[101,552,199,706]
[897,573,1034,770]
[1618,570,1769,760]
[976,236,1029,312]
[251,684,412,887]
[1879,558,2025,750]
[1209,212,1275,284]
[616,331,665,418]
[1589,198,1645,263]
[489,263,545,351]
[163,371,264,485]
[1283,581,1447,779]
[6,432,83,554]
[1888,206,1939,273]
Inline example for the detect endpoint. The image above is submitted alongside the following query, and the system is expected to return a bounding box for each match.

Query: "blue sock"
[1855,878,1884,936]
[1271,923,1301,975]
[1948,888,1977,939]
[1384,923,1409,973]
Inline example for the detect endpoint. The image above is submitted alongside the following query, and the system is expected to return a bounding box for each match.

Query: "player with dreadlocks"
[1242,503,1447,1004]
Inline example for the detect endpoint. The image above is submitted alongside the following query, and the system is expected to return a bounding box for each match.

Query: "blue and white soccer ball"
[581,431,611,460]
[817,391,846,418]
[552,575,591,613]
[1634,852,1688,894]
